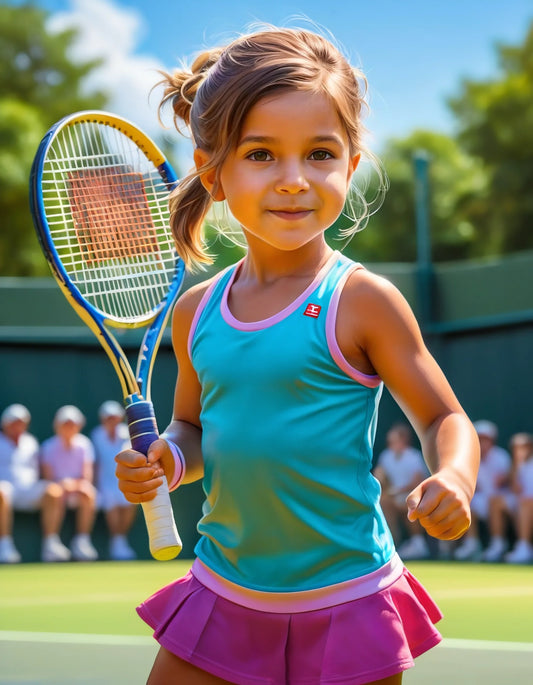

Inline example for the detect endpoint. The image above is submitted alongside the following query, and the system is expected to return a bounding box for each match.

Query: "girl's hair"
[158,25,386,269]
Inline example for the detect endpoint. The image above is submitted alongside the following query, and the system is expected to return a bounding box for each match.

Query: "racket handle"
[125,399,183,561]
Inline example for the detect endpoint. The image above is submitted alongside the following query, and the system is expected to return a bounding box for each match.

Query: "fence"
[1,251,532,558]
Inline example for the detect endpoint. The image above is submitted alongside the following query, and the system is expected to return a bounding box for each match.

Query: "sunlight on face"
[216,90,360,254]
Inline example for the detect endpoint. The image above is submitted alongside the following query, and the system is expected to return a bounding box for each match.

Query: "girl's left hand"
[406,469,472,541]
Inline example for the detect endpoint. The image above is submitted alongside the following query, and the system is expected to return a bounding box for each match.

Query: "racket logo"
[304,303,321,318]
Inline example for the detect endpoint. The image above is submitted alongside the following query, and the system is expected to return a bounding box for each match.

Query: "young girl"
[116,25,480,685]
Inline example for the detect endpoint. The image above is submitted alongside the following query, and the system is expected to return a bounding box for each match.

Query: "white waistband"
[191,554,404,614]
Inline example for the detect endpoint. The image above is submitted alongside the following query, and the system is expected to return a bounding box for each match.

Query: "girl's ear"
[347,152,361,182]
[193,148,225,201]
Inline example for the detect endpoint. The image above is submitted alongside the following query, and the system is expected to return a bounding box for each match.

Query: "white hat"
[54,405,85,427]
[1,403,31,427]
[98,400,124,420]
[473,420,498,441]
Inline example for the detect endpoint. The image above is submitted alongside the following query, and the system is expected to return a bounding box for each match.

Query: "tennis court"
[1,560,532,684]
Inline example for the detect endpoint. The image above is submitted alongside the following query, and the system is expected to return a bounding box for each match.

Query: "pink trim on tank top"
[221,251,340,331]
[187,266,233,359]
[326,265,382,388]
[191,553,404,613]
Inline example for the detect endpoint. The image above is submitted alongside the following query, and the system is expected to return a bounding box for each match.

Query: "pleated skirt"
[137,565,442,684]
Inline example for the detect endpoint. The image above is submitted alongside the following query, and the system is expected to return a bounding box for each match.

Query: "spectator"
[454,420,511,561]
[40,405,99,561]
[373,423,431,560]
[482,432,533,563]
[91,401,137,560]
[0,404,70,563]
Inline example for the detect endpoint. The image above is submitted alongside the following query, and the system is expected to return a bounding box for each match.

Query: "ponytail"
[168,173,214,270]
[157,49,224,268]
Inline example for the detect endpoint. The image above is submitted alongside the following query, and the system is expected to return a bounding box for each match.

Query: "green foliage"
[344,21,533,264]
[0,2,107,276]
[0,99,46,275]
[0,3,106,128]
[1,4,532,274]
[448,23,533,256]
[343,131,488,263]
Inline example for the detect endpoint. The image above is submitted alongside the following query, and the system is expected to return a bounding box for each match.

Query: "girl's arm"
[339,269,480,541]
[115,282,207,504]
[158,284,205,485]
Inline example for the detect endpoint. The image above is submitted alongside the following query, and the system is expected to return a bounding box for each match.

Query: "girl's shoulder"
[171,269,232,352]
[335,265,425,377]
[173,268,230,322]
[340,266,415,328]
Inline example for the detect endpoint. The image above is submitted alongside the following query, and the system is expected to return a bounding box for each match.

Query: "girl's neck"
[239,238,334,285]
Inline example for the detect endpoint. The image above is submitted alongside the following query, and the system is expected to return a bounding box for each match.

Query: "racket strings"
[40,120,177,323]
[68,167,160,264]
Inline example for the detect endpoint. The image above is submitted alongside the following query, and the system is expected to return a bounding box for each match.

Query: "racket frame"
[30,111,185,560]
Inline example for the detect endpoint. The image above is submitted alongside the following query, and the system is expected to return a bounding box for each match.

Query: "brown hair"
[158,26,384,269]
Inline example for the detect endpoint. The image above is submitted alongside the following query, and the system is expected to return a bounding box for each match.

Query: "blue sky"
[9,0,533,154]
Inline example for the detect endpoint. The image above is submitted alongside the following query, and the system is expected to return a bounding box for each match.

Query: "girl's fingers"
[114,447,166,503]
[406,477,472,539]
[115,462,164,483]
[119,476,165,503]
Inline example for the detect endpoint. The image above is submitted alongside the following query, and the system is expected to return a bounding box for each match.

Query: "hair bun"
[158,48,224,127]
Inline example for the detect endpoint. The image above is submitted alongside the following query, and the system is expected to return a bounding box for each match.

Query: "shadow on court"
[0,636,532,684]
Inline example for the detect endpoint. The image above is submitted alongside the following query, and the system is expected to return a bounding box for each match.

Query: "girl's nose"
[274,161,310,194]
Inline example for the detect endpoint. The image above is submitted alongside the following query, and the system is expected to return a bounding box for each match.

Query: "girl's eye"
[247,150,271,162]
[310,150,333,161]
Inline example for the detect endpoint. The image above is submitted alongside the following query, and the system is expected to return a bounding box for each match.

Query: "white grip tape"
[141,479,183,561]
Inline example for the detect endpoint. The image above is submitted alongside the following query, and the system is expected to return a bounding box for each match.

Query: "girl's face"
[198,89,359,254]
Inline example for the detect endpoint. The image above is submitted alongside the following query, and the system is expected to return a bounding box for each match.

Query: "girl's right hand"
[115,444,166,504]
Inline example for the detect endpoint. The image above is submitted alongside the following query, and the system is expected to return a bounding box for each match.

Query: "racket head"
[30,111,182,330]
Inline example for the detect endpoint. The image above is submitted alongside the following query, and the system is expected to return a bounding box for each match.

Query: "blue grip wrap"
[125,400,159,456]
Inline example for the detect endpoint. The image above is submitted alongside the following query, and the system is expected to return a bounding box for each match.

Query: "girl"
[116,25,479,685]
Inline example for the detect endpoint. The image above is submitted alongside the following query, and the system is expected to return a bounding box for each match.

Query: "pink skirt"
[137,567,442,685]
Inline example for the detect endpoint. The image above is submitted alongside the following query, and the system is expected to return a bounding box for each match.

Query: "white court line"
[1,631,532,653]
[441,638,533,653]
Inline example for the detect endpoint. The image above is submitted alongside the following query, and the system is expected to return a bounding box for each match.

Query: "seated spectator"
[91,401,137,560]
[373,423,430,560]
[454,420,511,561]
[40,405,99,562]
[0,404,70,563]
[483,432,533,564]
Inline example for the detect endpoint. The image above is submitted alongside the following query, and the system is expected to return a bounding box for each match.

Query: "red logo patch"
[304,303,321,318]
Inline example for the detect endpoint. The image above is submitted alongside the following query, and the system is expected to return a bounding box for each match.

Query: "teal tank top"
[189,251,395,592]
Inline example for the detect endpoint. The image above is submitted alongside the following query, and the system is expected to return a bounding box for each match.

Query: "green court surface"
[1,560,532,684]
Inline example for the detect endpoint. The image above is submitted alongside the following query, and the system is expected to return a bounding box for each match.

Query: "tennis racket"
[30,111,185,560]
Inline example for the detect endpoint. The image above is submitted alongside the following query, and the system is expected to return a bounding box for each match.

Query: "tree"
[0,3,106,276]
[342,130,488,263]
[448,22,533,255]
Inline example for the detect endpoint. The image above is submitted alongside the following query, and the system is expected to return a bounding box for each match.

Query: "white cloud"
[46,0,173,142]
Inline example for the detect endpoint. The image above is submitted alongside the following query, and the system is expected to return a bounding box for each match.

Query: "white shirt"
[91,423,130,493]
[476,445,511,496]
[376,446,428,491]
[517,459,533,498]
[0,431,40,488]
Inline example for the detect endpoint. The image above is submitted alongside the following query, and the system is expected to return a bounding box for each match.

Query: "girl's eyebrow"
[238,134,345,147]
